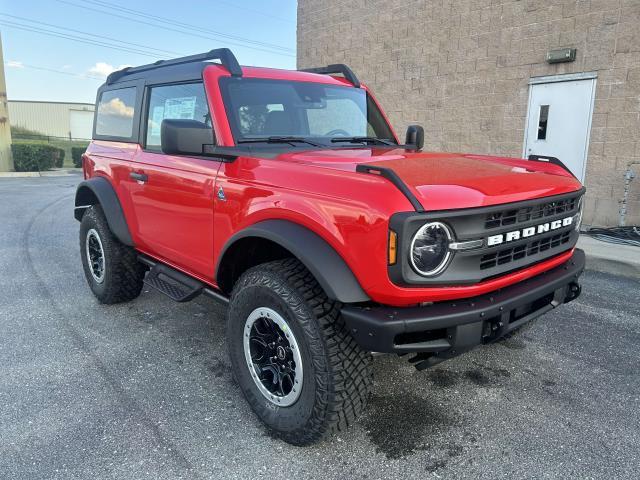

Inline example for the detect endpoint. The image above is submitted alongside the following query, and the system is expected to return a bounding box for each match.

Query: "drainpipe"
[619,161,640,226]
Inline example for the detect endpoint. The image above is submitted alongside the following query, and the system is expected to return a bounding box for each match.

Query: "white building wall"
[8,101,95,139]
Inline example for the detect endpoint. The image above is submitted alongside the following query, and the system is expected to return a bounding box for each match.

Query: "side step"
[143,263,204,302]
[138,255,230,305]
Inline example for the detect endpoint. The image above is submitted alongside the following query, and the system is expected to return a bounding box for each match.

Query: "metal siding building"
[8,100,95,140]
[298,0,640,227]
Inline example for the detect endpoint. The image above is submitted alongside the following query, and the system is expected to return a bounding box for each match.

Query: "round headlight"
[410,222,452,276]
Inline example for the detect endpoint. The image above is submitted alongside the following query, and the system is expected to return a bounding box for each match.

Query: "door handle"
[130,171,148,183]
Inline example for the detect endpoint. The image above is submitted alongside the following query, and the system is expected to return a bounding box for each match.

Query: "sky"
[0,0,297,103]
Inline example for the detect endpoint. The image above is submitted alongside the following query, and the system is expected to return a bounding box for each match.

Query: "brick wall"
[297,0,640,226]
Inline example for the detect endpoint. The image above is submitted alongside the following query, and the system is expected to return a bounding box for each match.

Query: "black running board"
[138,255,229,305]
[144,263,203,302]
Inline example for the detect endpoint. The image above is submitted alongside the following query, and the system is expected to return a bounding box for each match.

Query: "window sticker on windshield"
[164,96,197,120]
[150,106,165,137]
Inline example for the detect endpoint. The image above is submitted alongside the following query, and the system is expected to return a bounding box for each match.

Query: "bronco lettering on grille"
[487,216,573,247]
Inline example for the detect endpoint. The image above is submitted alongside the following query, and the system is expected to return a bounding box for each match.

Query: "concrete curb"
[585,257,640,279]
[0,168,81,178]
[578,235,640,279]
[0,171,41,178]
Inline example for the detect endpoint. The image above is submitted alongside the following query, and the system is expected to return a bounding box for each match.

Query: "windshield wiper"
[331,136,396,146]
[237,136,323,147]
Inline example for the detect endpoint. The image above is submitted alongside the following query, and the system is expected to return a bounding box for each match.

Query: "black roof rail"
[106,48,242,85]
[299,64,361,88]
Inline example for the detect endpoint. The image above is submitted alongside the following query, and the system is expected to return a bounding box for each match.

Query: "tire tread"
[80,205,145,304]
[230,258,373,445]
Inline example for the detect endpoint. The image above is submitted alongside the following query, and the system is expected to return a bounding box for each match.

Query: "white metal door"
[524,75,596,182]
[69,109,94,140]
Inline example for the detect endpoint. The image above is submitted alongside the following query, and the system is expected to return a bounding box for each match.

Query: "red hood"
[278,148,582,211]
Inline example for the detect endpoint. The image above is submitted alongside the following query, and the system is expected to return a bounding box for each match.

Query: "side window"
[145,83,212,150]
[95,87,137,138]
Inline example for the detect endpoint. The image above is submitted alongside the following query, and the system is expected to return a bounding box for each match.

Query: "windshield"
[220,77,396,145]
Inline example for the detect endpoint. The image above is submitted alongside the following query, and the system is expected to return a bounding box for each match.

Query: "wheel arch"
[216,220,370,303]
[74,176,134,247]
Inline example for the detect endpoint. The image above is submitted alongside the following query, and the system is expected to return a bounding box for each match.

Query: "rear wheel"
[79,205,145,304]
[227,258,373,445]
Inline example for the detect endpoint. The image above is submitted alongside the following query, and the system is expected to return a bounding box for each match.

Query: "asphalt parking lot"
[1,173,639,479]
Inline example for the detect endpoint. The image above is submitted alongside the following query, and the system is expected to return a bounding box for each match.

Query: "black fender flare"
[74,177,134,246]
[216,220,370,303]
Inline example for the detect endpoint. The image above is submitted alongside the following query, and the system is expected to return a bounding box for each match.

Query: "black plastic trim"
[74,177,134,246]
[144,263,203,302]
[106,48,242,85]
[342,248,585,353]
[528,154,577,179]
[300,64,361,88]
[160,119,215,155]
[215,219,370,303]
[356,164,424,212]
[137,254,229,305]
[387,187,585,286]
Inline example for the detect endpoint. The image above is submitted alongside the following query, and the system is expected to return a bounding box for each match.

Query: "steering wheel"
[325,129,350,137]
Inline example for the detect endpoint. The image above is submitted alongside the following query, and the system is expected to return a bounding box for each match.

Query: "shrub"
[10,143,65,172]
[71,146,87,168]
[10,125,43,137]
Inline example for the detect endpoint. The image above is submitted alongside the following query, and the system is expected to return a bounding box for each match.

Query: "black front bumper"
[342,249,585,364]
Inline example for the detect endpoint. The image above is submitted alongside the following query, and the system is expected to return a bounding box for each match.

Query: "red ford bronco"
[75,48,585,445]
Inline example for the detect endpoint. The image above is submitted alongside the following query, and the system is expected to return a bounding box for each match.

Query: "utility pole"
[0,32,14,172]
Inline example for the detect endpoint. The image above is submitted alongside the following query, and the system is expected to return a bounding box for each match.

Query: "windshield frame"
[218,76,398,148]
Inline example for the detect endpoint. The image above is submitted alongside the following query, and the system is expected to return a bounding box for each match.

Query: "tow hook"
[409,352,448,371]
[564,282,581,303]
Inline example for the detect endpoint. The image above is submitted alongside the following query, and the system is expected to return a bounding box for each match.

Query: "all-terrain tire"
[226,258,373,445]
[79,205,145,304]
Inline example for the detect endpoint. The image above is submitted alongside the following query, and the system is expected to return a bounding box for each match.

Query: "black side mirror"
[405,125,424,151]
[161,119,214,155]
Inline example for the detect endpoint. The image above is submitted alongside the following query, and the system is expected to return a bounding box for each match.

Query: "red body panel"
[84,64,583,307]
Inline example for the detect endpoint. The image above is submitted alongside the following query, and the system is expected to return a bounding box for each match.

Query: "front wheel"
[79,205,146,304]
[227,259,373,445]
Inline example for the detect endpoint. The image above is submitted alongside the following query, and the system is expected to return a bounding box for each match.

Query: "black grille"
[480,231,572,270]
[388,189,583,286]
[485,196,578,230]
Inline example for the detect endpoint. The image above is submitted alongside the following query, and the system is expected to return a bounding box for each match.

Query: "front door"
[127,81,220,280]
[524,75,596,181]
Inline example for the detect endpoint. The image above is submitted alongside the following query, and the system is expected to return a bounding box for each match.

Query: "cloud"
[88,62,132,77]
[98,97,134,118]
[6,60,24,69]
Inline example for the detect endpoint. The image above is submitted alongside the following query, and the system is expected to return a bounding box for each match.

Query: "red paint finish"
[84,64,584,307]
[126,150,221,278]
[211,147,581,306]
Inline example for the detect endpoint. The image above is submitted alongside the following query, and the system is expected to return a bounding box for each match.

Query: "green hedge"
[11,143,66,172]
[71,146,86,168]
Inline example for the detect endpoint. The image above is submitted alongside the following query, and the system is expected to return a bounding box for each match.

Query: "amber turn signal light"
[388,230,398,265]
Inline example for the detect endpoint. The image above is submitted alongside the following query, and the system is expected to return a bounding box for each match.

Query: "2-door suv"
[75,48,585,445]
